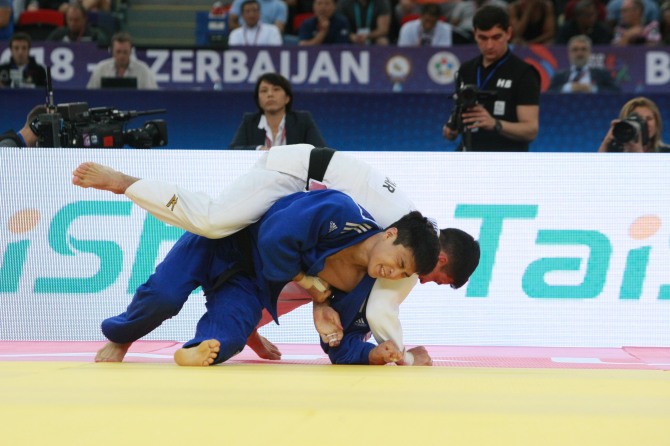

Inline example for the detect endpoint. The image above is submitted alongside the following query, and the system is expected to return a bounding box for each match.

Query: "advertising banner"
[1,42,669,93]
[2,149,668,347]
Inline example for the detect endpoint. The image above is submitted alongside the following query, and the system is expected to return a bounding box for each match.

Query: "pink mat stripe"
[0,342,667,370]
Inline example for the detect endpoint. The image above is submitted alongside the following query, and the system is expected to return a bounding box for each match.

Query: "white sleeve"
[268,26,283,45]
[366,275,418,364]
[124,160,305,238]
[227,29,242,46]
[397,23,413,47]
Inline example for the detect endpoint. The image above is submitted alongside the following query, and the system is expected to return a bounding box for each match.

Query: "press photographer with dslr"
[598,97,670,153]
[442,5,540,152]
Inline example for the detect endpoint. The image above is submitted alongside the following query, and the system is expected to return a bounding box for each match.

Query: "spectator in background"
[298,0,350,45]
[398,3,452,46]
[26,0,68,13]
[228,0,283,46]
[661,1,670,44]
[86,31,158,89]
[338,0,391,45]
[229,72,326,150]
[0,32,46,87]
[563,0,606,22]
[229,0,288,34]
[507,0,556,44]
[606,0,658,29]
[0,0,14,40]
[448,0,508,44]
[555,0,612,44]
[442,5,540,152]
[612,0,660,46]
[548,35,619,93]
[46,2,108,44]
[598,97,669,153]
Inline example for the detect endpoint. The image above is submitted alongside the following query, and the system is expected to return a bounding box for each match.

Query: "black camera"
[30,102,168,149]
[607,112,649,153]
[446,84,498,132]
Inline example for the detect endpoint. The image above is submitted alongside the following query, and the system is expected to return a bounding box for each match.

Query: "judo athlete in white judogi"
[73,144,480,365]
[99,189,440,366]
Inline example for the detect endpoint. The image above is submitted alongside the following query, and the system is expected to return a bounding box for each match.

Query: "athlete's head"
[419,228,480,289]
[367,211,440,280]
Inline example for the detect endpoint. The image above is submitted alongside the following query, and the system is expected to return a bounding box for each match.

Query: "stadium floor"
[1,342,669,445]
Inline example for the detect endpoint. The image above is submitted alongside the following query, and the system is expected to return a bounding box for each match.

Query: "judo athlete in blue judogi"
[98,189,440,366]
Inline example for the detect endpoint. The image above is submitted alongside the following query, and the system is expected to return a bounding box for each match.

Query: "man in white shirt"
[398,3,452,47]
[228,0,283,46]
[86,31,159,90]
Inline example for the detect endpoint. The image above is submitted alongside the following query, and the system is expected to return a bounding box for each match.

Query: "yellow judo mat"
[1,361,668,446]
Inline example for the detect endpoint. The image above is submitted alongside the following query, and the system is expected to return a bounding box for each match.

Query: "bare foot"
[369,340,403,365]
[72,162,139,194]
[174,339,220,366]
[247,330,281,360]
[95,341,132,362]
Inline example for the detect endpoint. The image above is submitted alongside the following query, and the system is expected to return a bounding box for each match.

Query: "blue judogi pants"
[101,232,264,364]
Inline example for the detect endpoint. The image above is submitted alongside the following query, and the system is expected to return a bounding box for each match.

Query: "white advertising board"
[1,149,668,347]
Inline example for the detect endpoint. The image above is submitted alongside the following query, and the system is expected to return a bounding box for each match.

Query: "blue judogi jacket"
[249,189,379,322]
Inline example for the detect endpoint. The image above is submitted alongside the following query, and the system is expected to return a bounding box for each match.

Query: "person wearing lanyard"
[338,0,391,45]
[229,72,327,150]
[442,5,540,152]
[227,0,283,46]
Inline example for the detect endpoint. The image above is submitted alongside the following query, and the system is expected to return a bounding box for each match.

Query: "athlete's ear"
[385,227,398,239]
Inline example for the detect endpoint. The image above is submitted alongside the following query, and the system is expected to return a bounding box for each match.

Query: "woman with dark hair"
[229,72,327,150]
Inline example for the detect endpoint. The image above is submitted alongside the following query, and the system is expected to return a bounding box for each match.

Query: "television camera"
[31,103,168,149]
[446,84,497,151]
[29,67,168,149]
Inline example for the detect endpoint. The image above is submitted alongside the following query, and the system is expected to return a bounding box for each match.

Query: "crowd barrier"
[1,88,669,151]
[1,149,668,347]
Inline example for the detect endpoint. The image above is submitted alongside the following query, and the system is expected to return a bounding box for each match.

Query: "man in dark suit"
[229,72,327,150]
[549,34,620,93]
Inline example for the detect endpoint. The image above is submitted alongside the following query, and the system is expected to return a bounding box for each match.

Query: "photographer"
[598,97,670,153]
[0,105,46,147]
[442,5,540,152]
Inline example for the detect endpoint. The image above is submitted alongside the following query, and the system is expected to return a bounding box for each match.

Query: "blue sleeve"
[322,332,375,365]
[298,19,315,41]
[257,191,371,282]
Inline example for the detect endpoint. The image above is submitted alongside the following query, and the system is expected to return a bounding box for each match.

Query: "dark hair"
[473,5,509,31]
[111,31,133,46]
[25,105,47,129]
[387,211,440,276]
[421,3,442,17]
[439,228,480,289]
[67,2,87,19]
[10,32,32,48]
[241,0,260,11]
[254,72,293,112]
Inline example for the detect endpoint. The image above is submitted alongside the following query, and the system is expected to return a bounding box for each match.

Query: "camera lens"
[612,121,637,143]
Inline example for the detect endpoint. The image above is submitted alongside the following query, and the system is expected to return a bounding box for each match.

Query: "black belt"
[306,147,336,190]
